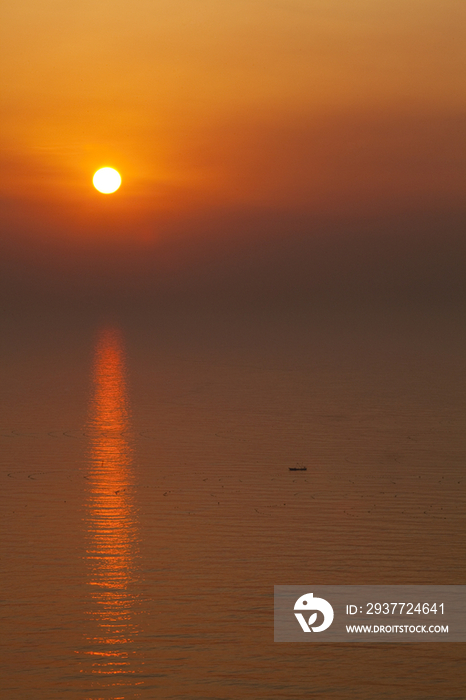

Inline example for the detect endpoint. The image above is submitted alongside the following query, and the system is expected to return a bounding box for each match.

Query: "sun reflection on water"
[81,327,142,696]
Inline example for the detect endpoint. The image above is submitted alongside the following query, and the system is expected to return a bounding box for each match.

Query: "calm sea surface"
[1,309,465,699]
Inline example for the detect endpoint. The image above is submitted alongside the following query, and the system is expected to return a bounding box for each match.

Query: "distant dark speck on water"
[289,467,307,471]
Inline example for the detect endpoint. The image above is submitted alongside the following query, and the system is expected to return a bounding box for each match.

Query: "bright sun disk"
[93,167,121,194]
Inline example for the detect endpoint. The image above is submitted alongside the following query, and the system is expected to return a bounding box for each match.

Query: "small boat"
[289,466,307,471]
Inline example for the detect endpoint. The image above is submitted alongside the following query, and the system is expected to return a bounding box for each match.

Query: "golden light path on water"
[81,327,143,697]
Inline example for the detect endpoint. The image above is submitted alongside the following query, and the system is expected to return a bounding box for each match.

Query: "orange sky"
[1,1,464,236]
[0,1,465,307]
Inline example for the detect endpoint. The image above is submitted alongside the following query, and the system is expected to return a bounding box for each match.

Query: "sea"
[1,304,465,699]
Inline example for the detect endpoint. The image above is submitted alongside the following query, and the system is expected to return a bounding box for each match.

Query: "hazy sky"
[1,1,465,304]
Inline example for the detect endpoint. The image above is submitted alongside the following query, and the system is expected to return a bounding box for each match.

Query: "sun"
[93,167,122,194]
